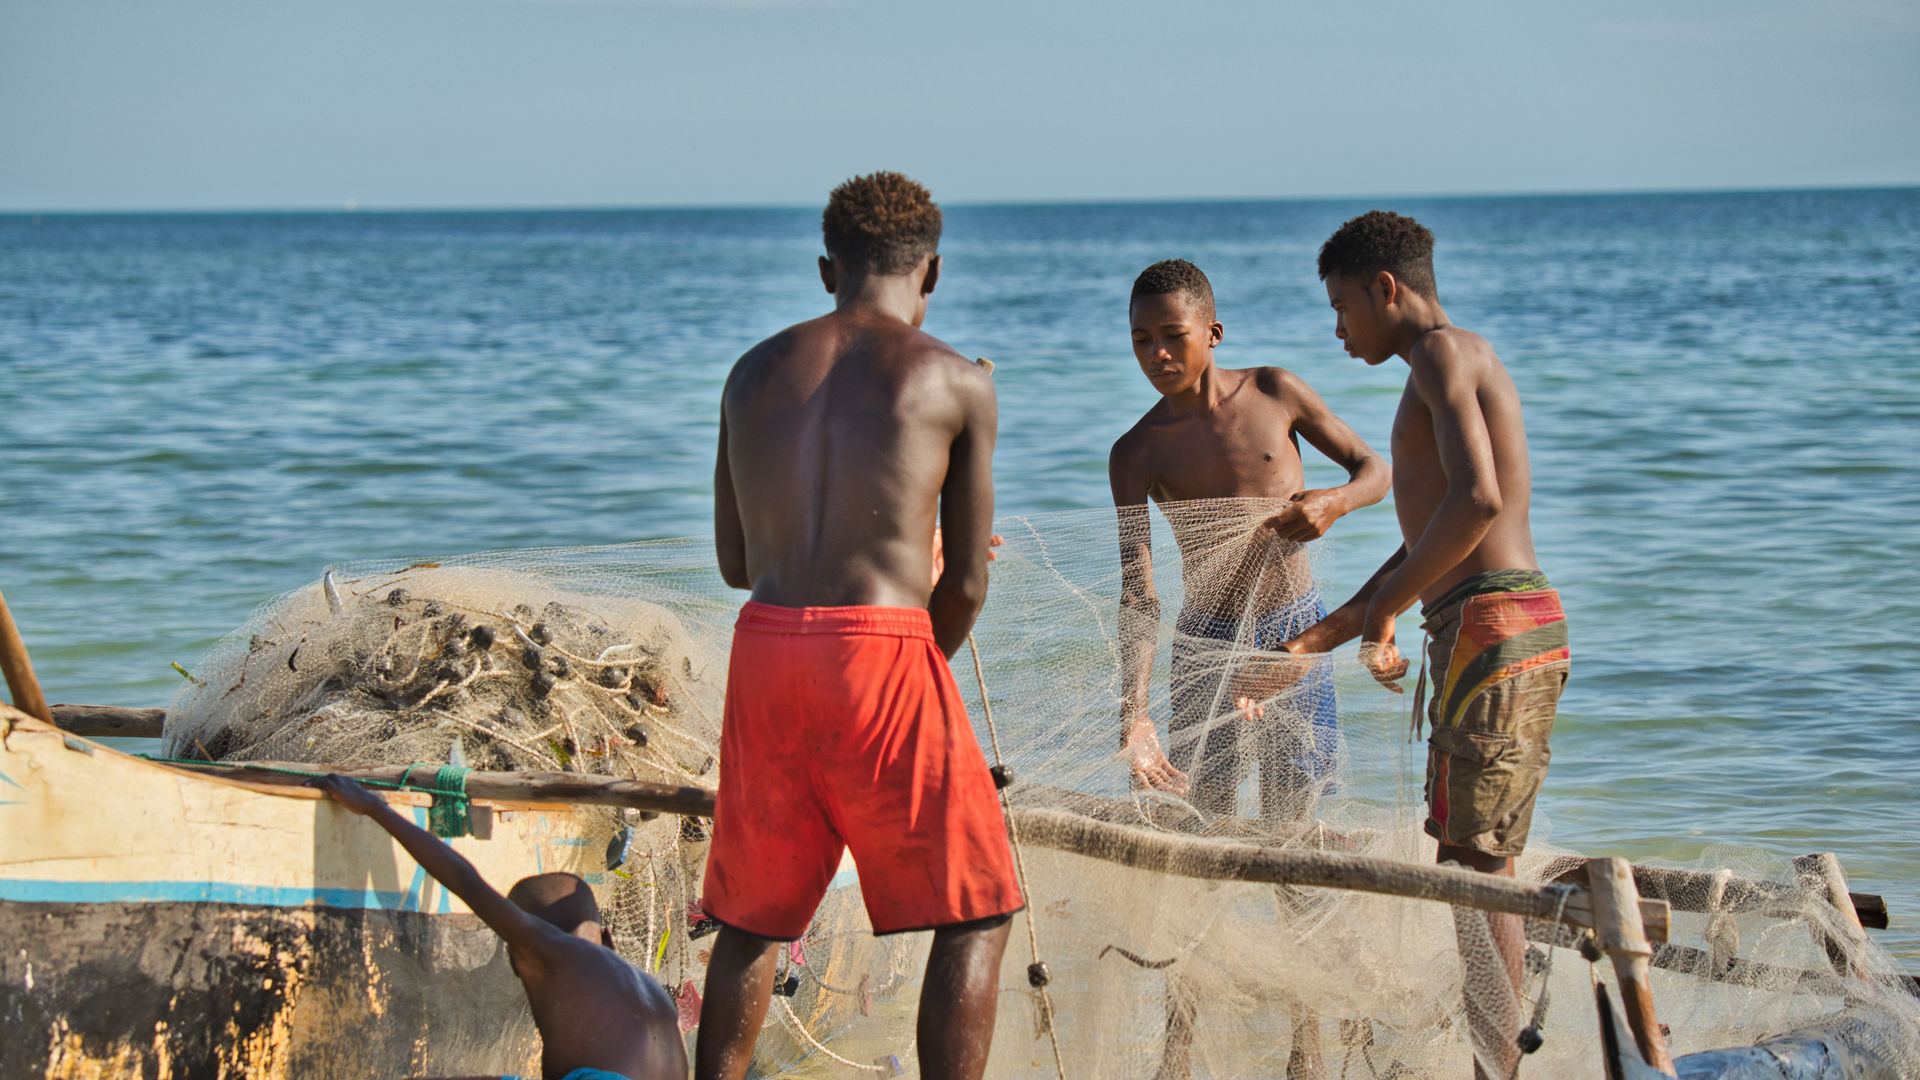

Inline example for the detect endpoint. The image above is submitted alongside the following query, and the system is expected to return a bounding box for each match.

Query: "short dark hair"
[1318,211,1437,299]
[1130,258,1215,319]
[507,873,601,935]
[821,171,943,275]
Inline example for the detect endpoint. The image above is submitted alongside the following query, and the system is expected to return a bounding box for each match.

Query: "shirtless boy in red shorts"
[700,173,1021,1080]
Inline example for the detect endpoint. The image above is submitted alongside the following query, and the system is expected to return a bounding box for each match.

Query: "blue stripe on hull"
[0,879,415,910]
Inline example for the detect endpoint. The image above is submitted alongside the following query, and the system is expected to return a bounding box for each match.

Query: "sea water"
[2,189,1916,966]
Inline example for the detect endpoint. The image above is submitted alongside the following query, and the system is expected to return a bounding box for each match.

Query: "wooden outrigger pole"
[0,587,53,725]
[1010,806,1672,943]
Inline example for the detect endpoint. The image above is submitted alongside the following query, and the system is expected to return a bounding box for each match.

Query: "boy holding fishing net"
[1110,258,1390,1079]
[1281,211,1570,1080]
[1110,258,1390,822]
[700,172,1023,1080]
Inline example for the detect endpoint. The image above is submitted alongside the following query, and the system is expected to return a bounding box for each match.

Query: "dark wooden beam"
[50,704,167,739]
[152,758,716,817]
[1555,862,1889,929]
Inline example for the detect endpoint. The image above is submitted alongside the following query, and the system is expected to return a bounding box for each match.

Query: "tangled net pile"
[168,501,1920,1079]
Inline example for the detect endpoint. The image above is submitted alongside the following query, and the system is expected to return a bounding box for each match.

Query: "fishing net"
[166,500,1920,1079]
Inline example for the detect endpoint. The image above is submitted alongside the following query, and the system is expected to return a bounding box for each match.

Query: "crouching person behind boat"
[313,774,687,1080]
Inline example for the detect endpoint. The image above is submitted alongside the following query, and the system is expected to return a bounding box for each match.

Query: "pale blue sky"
[3,0,1917,210]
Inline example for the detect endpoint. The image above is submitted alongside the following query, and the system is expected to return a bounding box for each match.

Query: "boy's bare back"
[717,310,994,610]
[516,928,684,1080]
[313,776,684,1080]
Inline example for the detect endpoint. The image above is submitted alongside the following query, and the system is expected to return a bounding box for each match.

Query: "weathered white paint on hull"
[0,703,620,1079]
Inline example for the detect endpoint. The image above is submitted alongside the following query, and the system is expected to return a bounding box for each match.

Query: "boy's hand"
[1228,648,1319,720]
[1265,489,1345,543]
[311,774,391,817]
[1358,607,1408,693]
[930,530,1004,588]
[1122,719,1189,794]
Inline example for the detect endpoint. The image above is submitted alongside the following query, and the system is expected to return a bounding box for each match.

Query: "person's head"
[819,171,944,320]
[508,873,610,947]
[1129,259,1222,396]
[1317,211,1437,364]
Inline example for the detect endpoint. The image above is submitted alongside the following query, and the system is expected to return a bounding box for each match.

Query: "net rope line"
[968,631,1070,1080]
[1505,882,1576,1080]
[772,994,914,1075]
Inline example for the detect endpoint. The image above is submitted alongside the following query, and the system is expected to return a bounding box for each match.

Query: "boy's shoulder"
[730,316,984,391]
[519,927,652,995]
[1406,326,1500,380]
[1109,397,1176,458]
[1237,363,1323,406]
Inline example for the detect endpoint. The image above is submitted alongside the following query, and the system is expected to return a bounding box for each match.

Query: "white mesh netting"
[165,500,1920,1079]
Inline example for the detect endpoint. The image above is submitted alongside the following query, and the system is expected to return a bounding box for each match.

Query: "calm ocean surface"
[3,190,1917,964]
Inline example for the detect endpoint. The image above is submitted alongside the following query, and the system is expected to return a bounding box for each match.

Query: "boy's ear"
[1210,319,1224,348]
[819,255,837,295]
[1373,269,1399,307]
[920,254,941,296]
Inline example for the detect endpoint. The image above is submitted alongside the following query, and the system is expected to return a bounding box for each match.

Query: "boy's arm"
[1263,369,1391,543]
[714,404,750,591]
[1109,439,1187,793]
[1358,338,1505,659]
[313,775,556,978]
[1286,544,1408,654]
[929,365,997,659]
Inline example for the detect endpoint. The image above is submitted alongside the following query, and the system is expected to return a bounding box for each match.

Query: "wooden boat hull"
[0,705,623,1079]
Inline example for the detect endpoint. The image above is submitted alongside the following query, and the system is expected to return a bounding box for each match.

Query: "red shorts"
[702,602,1025,940]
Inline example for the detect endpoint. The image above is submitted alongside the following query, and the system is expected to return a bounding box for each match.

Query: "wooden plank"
[1650,941,1920,1000]
[1554,862,1889,929]
[1012,807,1668,942]
[1851,892,1890,931]
[1589,857,1676,1076]
[50,703,167,739]
[1794,852,1873,981]
[0,588,53,724]
[156,758,717,817]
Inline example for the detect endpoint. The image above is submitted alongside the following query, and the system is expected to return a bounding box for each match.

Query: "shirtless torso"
[1114,365,1330,617]
[1108,283,1389,795]
[1389,327,1538,606]
[702,235,1015,1080]
[519,931,684,1080]
[714,303,997,657]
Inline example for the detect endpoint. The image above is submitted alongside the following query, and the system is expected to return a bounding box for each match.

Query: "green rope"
[141,754,473,838]
[406,763,473,839]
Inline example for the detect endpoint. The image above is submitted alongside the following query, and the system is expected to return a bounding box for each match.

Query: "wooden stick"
[1554,861,1888,929]
[1794,852,1872,982]
[155,758,717,817]
[1648,940,1920,1000]
[50,704,167,739]
[1012,808,1668,942]
[1533,918,1920,999]
[1589,856,1676,1076]
[0,588,53,724]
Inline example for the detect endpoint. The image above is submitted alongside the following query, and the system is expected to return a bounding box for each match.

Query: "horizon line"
[3,181,1916,218]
